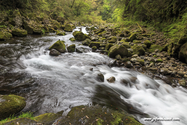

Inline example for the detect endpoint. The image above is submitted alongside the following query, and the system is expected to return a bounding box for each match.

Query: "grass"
[0,112,34,124]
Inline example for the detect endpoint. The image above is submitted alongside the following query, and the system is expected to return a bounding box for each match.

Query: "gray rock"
[49,49,61,56]
[107,76,116,83]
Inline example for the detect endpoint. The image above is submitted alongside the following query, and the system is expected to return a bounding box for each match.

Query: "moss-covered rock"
[0,31,12,40]
[148,44,163,53]
[0,95,26,120]
[95,28,105,34]
[179,42,187,63]
[132,45,145,56]
[144,40,152,48]
[49,40,66,53]
[34,111,63,125]
[64,23,75,32]
[73,31,87,41]
[69,37,75,41]
[67,44,76,52]
[56,30,66,36]
[12,28,27,37]
[23,20,44,34]
[108,45,128,58]
[56,105,142,125]
[92,46,97,52]
[82,38,91,46]
[89,42,100,48]
[108,36,117,43]
[156,59,163,62]
[2,118,39,125]
[129,33,137,42]
[105,43,114,51]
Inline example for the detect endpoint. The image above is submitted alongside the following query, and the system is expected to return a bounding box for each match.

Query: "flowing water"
[0,27,187,125]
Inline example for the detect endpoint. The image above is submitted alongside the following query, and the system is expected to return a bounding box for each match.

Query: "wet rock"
[120,79,129,86]
[160,68,170,75]
[108,45,128,58]
[49,40,66,53]
[115,54,122,60]
[76,48,83,53]
[49,49,61,56]
[125,61,133,68]
[67,44,76,52]
[90,35,99,41]
[73,31,87,41]
[107,76,116,83]
[108,36,117,43]
[105,43,114,51]
[96,73,104,82]
[0,95,26,120]
[12,28,27,37]
[178,79,186,86]
[89,42,100,48]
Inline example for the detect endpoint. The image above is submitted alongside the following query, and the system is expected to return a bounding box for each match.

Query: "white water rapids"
[17,27,187,125]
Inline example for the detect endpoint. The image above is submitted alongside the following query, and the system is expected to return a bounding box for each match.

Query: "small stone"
[107,76,116,83]
[49,49,61,56]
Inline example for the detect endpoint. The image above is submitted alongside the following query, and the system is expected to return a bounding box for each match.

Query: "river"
[0,27,187,125]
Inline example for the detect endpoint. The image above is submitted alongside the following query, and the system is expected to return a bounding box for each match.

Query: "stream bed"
[0,27,187,125]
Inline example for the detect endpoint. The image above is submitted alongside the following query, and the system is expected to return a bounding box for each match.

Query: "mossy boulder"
[34,112,63,125]
[49,40,66,53]
[179,42,187,63]
[108,45,128,58]
[56,105,142,125]
[69,37,75,41]
[144,40,152,48]
[73,31,87,41]
[89,42,100,48]
[23,20,44,34]
[56,30,66,36]
[0,31,12,40]
[129,33,137,42]
[82,38,91,46]
[64,23,75,32]
[132,45,145,56]
[108,36,117,43]
[12,28,27,37]
[67,44,76,52]
[0,95,26,120]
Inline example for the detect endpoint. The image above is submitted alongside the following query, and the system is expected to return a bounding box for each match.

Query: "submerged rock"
[0,94,26,120]
[96,73,104,82]
[49,40,66,53]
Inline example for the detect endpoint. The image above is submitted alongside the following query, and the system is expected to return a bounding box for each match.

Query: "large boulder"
[67,44,76,52]
[0,31,12,40]
[108,45,128,58]
[179,42,187,63]
[64,23,75,32]
[12,28,27,37]
[0,95,26,120]
[73,31,87,41]
[132,45,145,56]
[49,40,66,53]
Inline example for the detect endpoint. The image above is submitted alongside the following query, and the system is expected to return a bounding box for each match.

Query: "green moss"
[67,44,76,52]
[138,59,145,65]
[12,28,27,37]
[148,44,163,53]
[34,112,63,125]
[98,31,106,36]
[64,23,75,32]
[156,59,163,62]
[105,43,114,51]
[0,95,26,120]
[133,40,141,43]
[49,40,66,53]
[82,38,91,46]
[97,118,104,125]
